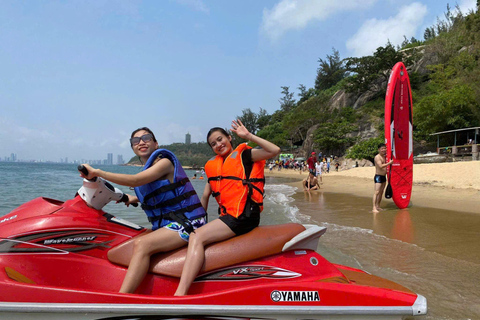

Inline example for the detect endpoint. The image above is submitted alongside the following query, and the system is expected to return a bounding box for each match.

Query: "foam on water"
[262,184,312,225]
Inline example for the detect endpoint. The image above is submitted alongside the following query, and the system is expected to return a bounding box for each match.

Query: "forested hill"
[234,4,480,162]
[128,142,213,167]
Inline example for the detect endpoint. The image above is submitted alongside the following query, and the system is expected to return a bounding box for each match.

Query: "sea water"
[0,162,479,320]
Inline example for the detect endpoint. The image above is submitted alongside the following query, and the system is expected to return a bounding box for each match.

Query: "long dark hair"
[130,127,158,147]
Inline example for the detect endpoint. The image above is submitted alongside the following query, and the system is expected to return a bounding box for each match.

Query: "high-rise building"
[117,155,124,165]
[107,153,113,165]
[185,132,191,145]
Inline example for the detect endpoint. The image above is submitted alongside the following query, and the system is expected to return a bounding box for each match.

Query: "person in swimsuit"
[303,171,320,191]
[373,143,394,213]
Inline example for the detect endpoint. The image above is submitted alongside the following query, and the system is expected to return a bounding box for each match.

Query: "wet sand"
[265,161,480,320]
[265,161,480,214]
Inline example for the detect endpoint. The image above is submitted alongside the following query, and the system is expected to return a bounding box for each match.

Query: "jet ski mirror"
[77,165,137,210]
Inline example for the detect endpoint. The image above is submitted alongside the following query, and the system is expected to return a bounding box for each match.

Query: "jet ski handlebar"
[77,165,138,209]
[77,164,90,179]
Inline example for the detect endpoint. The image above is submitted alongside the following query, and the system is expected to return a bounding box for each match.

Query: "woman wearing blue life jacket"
[174,119,280,296]
[80,127,206,294]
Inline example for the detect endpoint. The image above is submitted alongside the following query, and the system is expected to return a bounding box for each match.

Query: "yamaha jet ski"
[0,166,427,319]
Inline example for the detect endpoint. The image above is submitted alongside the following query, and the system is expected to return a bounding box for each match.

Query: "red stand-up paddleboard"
[385,62,413,209]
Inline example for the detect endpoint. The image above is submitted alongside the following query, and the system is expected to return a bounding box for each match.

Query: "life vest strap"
[147,202,203,228]
[208,176,265,187]
[142,190,197,211]
[143,177,190,203]
[209,176,265,200]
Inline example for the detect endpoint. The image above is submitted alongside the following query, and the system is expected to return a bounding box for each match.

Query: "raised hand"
[230,119,251,140]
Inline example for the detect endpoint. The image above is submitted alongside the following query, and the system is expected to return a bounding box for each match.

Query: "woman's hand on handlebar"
[118,194,139,207]
[79,164,99,180]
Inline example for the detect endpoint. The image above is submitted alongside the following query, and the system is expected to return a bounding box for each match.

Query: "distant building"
[10,153,17,162]
[107,153,113,165]
[117,155,124,165]
[185,133,191,145]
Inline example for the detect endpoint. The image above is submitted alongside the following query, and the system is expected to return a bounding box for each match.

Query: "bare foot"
[372,208,380,213]
[376,207,384,211]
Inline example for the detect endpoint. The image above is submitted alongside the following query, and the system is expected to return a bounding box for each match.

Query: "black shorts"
[219,205,260,236]
[374,174,387,184]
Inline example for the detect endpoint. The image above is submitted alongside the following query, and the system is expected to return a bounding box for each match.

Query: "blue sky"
[0,0,476,162]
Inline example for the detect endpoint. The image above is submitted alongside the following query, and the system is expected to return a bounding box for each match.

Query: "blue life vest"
[134,149,206,231]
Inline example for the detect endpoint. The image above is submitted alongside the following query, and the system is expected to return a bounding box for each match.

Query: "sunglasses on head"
[130,133,153,146]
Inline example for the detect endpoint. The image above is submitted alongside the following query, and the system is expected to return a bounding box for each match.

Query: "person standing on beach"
[315,160,323,184]
[373,143,394,213]
[307,152,316,176]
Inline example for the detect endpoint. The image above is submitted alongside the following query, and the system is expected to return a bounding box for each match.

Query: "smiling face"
[131,129,158,162]
[207,130,233,157]
[378,145,387,156]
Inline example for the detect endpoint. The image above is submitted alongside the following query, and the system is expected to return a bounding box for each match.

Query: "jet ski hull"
[0,196,427,319]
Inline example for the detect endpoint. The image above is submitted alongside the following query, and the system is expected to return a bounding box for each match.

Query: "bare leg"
[119,228,186,293]
[174,219,235,296]
[373,183,381,213]
[372,182,386,213]
[377,182,386,211]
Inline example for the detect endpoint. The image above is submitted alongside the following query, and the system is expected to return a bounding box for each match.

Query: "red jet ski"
[0,167,427,319]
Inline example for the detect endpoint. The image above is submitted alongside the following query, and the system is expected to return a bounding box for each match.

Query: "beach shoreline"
[265,161,480,214]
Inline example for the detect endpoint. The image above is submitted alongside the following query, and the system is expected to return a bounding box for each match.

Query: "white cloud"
[458,0,477,14]
[346,2,428,57]
[260,0,377,42]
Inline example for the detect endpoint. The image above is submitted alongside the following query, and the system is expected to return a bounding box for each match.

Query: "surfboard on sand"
[384,62,413,209]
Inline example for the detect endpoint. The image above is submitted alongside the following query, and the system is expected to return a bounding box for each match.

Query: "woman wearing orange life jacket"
[174,119,281,296]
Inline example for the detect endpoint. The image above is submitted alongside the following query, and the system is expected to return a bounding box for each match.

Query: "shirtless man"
[373,143,393,213]
[303,172,320,191]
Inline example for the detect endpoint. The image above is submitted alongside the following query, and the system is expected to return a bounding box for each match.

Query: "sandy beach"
[265,161,480,214]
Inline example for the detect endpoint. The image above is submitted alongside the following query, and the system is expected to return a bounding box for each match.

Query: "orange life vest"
[205,144,265,218]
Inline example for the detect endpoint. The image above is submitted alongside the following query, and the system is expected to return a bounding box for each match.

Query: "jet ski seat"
[108,223,324,278]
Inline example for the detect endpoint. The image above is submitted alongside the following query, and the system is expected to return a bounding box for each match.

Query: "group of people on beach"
[80,120,280,296]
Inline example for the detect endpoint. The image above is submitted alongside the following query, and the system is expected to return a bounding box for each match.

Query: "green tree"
[235,108,272,144]
[346,137,384,162]
[297,84,315,104]
[257,108,271,131]
[314,121,357,155]
[344,42,405,93]
[279,86,296,112]
[282,95,326,142]
[256,122,289,149]
[414,84,479,139]
[237,108,259,134]
[315,48,346,91]
[313,107,358,155]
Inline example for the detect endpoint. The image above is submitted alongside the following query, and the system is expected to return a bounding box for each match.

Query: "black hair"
[378,143,386,149]
[206,127,230,146]
[130,127,158,147]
